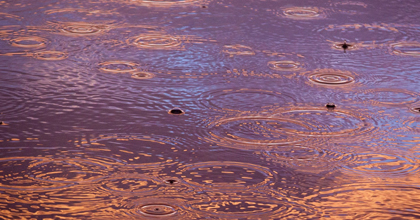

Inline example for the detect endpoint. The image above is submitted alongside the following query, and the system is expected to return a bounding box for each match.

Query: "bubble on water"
[390,42,420,57]
[9,36,48,49]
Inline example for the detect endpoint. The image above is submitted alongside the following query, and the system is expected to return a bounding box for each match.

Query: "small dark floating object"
[338,41,352,52]
[410,107,420,113]
[165,179,178,184]
[201,5,207,8]
[168,108,185,115]
[0,121,2,125]
[325,103,336,109]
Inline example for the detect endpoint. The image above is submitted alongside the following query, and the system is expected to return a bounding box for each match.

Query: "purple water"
[1,0,420,218]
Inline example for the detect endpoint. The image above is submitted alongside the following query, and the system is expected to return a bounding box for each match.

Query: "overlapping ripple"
[177,161,276,190]
[355,88,419,107]
[198,88,296,112]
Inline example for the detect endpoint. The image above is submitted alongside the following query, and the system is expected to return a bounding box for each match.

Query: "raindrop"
[138,204,177,217]
[165,179,178,185]
[131,72,154,79]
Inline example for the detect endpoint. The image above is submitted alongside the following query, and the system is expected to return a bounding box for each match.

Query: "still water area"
[1,0,420,219]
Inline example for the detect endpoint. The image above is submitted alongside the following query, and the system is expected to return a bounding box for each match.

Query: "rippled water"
[1,0,420,219]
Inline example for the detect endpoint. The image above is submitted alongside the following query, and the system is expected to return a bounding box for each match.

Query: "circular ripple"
[132,0,203,7]
[199,88,296,112]
[61,24,105,35]
[0,157,112,190]
[9,36,48,49]
[307,69,355,86]
[390,42,420,57]
[128,33,181,50]
[28,158,112,184]
[120,196,194,219]
[0,83,32,116]
[189,190,314,219]
[267,60,303,71]
[131,71,154,79]
[262,145,354,173]
[178,161,276,190]
[402,117,420,133]
[89,134,182,169]
[0,12,22,21]
[343,153,420,176]
[205,115,307,150]
[356,88,419,107]
[31,50,68,61]
[98,173,160,194]
[313,182,420,219]
[222,44,255,56]
[283,7,324,20]
[139,204,177,217]
[272,107,375,137]
[98,61,138,74]
[0,157,72,190]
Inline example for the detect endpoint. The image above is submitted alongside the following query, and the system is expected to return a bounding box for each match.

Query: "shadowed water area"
[1,0,420,219]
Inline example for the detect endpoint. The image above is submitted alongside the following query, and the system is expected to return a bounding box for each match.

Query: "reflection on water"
[1,0,420,218]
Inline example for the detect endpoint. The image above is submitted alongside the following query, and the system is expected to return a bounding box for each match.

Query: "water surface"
[1,0,420,219]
